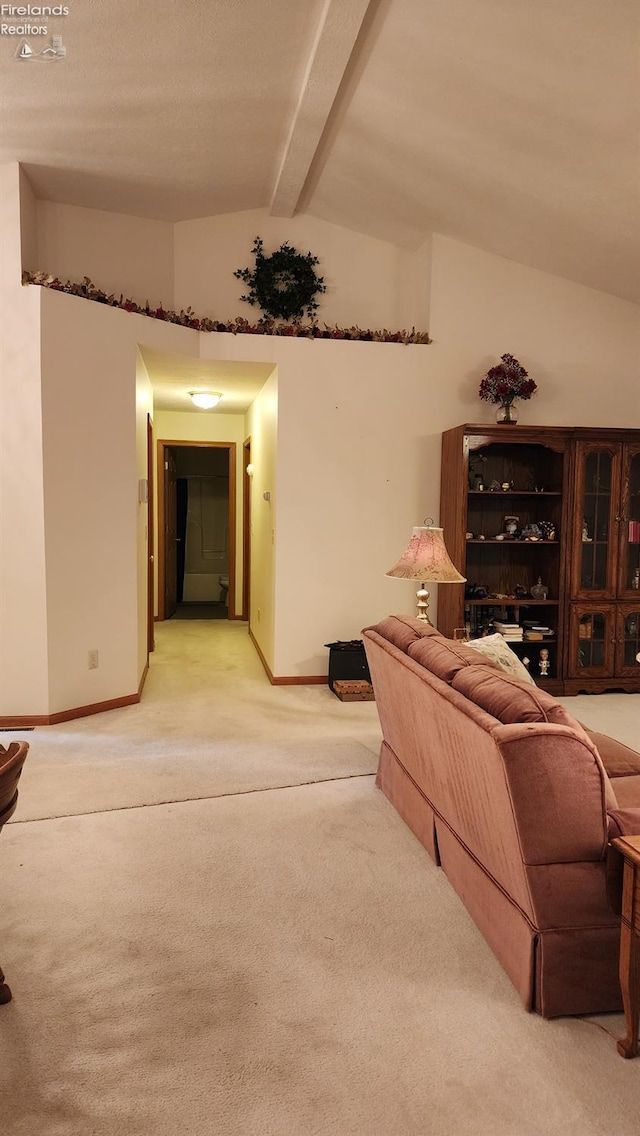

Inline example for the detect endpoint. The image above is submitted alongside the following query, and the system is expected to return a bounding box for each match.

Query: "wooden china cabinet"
[439,425,640,695]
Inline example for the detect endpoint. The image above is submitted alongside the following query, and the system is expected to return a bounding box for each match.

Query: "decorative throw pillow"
[466,633,535,686]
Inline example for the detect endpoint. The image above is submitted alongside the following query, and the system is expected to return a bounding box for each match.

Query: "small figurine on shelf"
[522,522,542,541]
[539,648,550,676]
[582,519,592,542]
[503,515,519,537]
[539,521,556,541]
[530,576,549,600]
[632,567,640,590]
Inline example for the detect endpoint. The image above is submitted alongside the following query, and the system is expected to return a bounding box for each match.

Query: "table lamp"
[386,521,466,625]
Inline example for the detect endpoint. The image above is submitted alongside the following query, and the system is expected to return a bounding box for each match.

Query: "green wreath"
[234,237,326,322]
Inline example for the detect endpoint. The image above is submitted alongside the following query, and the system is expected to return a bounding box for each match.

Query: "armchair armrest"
[607,808,640,915]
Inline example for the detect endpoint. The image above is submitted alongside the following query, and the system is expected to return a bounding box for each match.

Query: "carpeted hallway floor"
[0,622,639,1135]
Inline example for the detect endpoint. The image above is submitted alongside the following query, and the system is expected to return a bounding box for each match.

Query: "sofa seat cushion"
[582,729,640,778]
[452,665,590,727]
[363,616,442,654]
[608,774,640,809]
[465,633,535,685]
[407,634,502,684]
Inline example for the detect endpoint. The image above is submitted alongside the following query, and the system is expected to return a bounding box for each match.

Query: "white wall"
[174,208,429,331]
[428,235,640,426]
[34,200,431,334]
[136,349,153,680]
[19,167,39,273]
[40,291,140,711]
[37,201,175,312]
[154,411,249,617]
[0,163,49,716]
[244,369,278,667]
[39,289,199,713]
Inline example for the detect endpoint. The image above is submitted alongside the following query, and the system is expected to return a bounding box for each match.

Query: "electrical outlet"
[88,649,99,670]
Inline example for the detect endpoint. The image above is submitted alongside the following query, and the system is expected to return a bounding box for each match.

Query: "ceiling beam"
[270,0,372,218]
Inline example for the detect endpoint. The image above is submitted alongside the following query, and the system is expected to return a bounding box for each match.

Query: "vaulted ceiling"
[1,0,638,302]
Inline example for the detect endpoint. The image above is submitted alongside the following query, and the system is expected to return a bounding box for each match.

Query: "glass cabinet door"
[617,605,640,677]
[618,443,640,598]
[573,443,620,597]
[568,604,616,677]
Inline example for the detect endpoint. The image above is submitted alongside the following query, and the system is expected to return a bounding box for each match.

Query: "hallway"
[10,621,381,821]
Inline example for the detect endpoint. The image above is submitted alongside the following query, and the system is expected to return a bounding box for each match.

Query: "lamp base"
[416,585,434,625]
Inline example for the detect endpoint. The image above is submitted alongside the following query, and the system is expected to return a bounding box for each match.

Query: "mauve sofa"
[362,616,640,1018]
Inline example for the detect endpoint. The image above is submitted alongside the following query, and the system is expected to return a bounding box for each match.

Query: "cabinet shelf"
[466,539,559,545]
[464,598,559,607]
[468,490,561,497]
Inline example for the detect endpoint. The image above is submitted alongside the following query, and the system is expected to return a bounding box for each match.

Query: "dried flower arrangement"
[21,272,432,345]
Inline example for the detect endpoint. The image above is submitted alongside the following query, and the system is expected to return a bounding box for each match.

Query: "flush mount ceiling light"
[189,391,222,410]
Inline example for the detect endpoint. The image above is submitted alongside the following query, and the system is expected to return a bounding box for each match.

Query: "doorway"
[158,441,237,621]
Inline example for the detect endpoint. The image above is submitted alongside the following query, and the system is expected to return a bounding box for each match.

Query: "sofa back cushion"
[452,665,589,727]
[363,616,442,654]
[407,635,501,684]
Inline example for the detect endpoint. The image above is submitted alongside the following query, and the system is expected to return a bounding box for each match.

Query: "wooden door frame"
[157,439,237,621]
[242,437,251,622]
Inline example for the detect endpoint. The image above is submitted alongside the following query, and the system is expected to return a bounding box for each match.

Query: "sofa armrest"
[606,808,640,915]
[608,808,640,840]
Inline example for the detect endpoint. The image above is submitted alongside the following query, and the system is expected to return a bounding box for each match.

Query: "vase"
[495,400,518,424]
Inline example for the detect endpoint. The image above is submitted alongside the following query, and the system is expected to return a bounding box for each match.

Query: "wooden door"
[616,603,640,678]
[164,447,178,619]
[618,441,640,598]
[567,602,616,678]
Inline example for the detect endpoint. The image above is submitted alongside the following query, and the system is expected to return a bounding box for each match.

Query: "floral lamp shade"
[386,524,465,624]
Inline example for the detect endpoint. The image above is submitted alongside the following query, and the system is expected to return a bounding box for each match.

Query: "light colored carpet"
[1,778,639,1136]
[8,622,381,821]
[1,623,639,1135]
[558,692,639,751]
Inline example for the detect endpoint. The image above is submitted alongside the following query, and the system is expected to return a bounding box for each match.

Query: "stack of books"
[492,620,523,641]
[522,621,555,642]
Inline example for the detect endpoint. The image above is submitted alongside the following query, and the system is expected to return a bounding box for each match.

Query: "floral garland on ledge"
[22,272,432,345]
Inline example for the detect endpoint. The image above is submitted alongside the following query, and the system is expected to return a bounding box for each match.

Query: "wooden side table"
[612,835,640,1058]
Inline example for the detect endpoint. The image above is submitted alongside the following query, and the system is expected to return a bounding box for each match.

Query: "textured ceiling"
[1,0,638,302]
[139,348,274,414]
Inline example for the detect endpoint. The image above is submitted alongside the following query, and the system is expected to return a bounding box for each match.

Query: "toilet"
[218,575,229,605]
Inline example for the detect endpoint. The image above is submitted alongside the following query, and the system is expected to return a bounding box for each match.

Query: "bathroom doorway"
[158,440,236,620]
